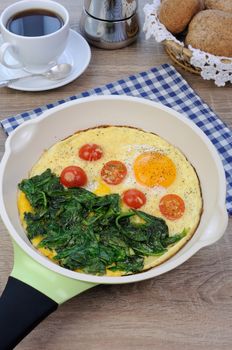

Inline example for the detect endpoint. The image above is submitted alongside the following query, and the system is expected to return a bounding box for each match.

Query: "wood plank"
[0,1,231,349]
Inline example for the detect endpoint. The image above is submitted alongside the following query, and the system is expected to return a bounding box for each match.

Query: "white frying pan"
[0,95,228,349]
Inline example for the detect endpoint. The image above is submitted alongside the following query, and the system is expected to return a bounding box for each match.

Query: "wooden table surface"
[0,1,231,349]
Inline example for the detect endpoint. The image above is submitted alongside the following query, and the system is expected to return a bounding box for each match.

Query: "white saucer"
[0,30,91,91]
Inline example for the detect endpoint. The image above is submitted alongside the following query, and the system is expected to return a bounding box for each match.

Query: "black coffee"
[6,9,64,37]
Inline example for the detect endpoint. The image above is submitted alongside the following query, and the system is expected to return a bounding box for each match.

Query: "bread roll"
[185,10,232,57]
[205,0,232,14]
[158,0,203,34]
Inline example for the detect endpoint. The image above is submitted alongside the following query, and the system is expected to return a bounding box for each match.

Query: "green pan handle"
[0,242,96,349]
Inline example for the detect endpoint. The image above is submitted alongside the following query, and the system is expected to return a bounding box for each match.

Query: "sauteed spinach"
[19,169,187,275]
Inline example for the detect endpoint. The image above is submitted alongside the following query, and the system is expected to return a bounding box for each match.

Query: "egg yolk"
[133,152,176,188]
[18,192,57,260]
[17,191,33,228]
[94,180,111,196]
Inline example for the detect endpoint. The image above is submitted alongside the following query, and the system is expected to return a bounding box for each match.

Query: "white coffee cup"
[0,0,70,72]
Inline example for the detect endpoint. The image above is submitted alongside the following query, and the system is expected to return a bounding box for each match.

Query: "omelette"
[18,126,203,276]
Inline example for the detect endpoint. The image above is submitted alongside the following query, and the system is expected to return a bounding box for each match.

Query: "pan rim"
[0,95,228,284]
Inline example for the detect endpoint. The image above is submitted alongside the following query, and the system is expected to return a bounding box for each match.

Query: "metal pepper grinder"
[80,0,139,49]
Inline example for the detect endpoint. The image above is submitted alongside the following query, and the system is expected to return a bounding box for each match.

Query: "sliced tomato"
[159,194,185,220]
[101,160,127,185]
[60,166,87,188]
[79,144,103,161]
[122,189,146,209]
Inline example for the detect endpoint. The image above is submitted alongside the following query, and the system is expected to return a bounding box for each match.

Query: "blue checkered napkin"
[1,63,232,214]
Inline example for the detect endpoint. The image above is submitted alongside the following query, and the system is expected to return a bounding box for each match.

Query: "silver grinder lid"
[83,0,138,21]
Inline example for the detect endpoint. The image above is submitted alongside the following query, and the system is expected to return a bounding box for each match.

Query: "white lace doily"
[143,0,232,87]
[122,0,137,19]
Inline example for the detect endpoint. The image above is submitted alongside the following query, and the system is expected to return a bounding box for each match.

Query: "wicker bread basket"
[144,1,232,86]
[164,39,232,75]
[164,40,201,75]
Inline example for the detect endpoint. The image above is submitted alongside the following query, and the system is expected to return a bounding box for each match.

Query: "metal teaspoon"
[0,63,73,87]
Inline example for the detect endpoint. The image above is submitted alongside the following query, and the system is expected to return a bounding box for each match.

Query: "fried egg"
[18,126,203,275]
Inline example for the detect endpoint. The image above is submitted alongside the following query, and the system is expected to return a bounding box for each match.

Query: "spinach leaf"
[19,169,187,275]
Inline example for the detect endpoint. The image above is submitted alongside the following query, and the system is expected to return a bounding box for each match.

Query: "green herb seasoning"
[18,169,187,275]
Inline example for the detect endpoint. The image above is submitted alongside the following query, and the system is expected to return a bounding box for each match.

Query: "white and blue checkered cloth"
[1,64,232,214]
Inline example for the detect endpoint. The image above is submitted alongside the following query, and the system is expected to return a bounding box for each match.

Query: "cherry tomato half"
[159,194,185,220]
[101,160,127,185]
[122,189,146,209]
[79,144,103,161]
[60,166,87,188]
